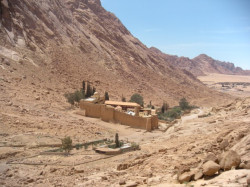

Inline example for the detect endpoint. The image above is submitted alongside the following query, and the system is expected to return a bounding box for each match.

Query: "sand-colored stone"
[219,150,241,170]
[202,161,220,176]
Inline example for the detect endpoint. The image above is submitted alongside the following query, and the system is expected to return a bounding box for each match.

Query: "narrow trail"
[163,108,205,135]
[180,108,203,124]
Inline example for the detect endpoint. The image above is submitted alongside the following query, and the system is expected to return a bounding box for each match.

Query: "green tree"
[61,136,72,154]
[86,82,92,98]
[129,93,144,107]
[115,133,119,148]
[82,80,86,97]
[105,91,109,100]
[179,98,189,110]
[74,90,84,102]
[161,102,169,113]
[121,95,126,102]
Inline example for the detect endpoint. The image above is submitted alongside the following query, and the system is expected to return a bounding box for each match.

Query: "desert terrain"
[1,94,250,186]
[198,73,250,98]
[0,0,250,186]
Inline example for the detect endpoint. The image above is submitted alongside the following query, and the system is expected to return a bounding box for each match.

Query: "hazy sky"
[101,0,250,70]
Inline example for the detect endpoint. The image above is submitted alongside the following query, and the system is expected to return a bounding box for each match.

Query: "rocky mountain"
[149,48,250,77]
[193,54,250,76]
[0,0,231,106]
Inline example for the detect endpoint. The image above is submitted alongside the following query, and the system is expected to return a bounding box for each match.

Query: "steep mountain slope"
[0,0,231,106]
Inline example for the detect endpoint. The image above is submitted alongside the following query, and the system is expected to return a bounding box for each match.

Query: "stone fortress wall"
[80,101,158,131]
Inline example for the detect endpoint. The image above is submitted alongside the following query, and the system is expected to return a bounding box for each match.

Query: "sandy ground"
[198,73,250,98]
[0,60,249,186]
[1,97,250,186]
[198,73,250,84]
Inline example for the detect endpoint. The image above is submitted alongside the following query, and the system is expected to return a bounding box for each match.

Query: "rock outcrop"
[219,150,241,170]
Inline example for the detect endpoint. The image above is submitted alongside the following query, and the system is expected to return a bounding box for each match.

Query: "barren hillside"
[193,54,250,76]
[149,48,250,77]
[0,0,231,107]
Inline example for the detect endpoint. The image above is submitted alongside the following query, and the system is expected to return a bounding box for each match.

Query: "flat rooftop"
[105,101,140,108]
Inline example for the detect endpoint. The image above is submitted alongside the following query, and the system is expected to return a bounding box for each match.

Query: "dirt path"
[180,108,203,124]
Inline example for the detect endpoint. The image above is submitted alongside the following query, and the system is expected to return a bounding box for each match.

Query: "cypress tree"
[82,80,86,96]
[105,91,109,100]
[86,82,91,98]
[161,102,169,113]
[115,133,119,148]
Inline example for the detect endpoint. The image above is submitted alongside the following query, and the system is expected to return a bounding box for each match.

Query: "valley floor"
[0,96,250,186]
[198,73,250,98]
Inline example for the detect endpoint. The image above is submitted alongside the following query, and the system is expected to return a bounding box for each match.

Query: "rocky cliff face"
[192,54,250,75]
[149,48,250,77]
[0,0,230,106]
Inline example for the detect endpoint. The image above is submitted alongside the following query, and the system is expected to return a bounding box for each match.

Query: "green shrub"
[129,93,144,107]
[61,136,72,153]
[64,89,85,105]
[179,98,190,110]
[64,93,75,106]
[157,106,182,121]
[75,144,83,150]
[167,106,182,118]
[131,142,140,150]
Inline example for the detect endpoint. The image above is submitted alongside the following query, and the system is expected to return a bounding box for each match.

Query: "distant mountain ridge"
[193,54,250,76]
[149,48,250,76]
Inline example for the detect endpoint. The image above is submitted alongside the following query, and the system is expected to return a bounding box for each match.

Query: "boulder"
[219,150,241,170]
[178,172,194,183]
[204,152,219,163]
[202,161,220,176]
[194,170,203,181]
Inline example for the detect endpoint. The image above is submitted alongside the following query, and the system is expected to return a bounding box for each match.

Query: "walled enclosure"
[80,101,158,131]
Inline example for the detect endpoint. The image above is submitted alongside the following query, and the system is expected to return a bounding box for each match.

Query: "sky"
[101,0,250,70]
